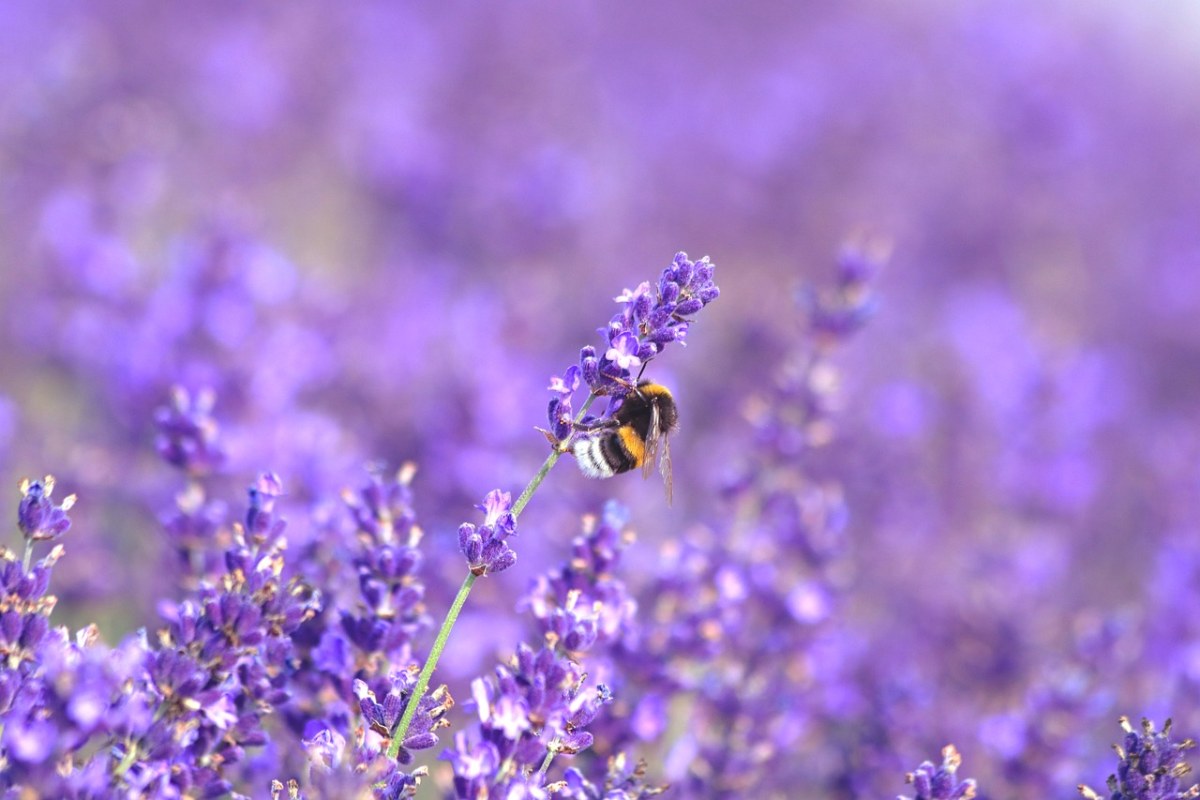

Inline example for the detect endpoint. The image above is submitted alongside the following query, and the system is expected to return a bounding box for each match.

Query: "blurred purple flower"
[154,385,228,477]
[902,745,978,800]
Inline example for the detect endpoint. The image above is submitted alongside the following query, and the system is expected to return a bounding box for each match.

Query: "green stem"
[387,392,597,759]
[112,739,139,779]
[535,740,559,780]
[21,538,32,573]
[387,571,477,759]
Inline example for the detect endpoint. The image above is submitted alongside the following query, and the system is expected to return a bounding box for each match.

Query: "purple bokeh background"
[3,2,1200,796]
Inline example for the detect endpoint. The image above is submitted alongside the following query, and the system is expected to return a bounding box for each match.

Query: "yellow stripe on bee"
[618,426,646,468]
[638,383,673,399]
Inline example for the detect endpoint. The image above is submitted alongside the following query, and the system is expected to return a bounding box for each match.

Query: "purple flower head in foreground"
[548,366,583,441]
[354,667,452,764]
[342,462,420,547]
[0,544,63,672]
[520,501,637,655]
[130,477,321,797]
[443,643,597,795]
[546,252,718,459]
[291,720,430,799]
[444,505,645,797]
[337,463,429,660]
[902,745,978,800]
[1080,717,1199,800]
[567,253,719,405]
[154,385,228,477]
[458,489,517,576]
[16,476,75,543]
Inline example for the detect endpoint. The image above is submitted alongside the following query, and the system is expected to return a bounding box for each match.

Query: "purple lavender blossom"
[16,476,74,544]
[799,241,885,344]
[519,501,637,656]
[154,385,229,478]
[6,6,1200,795]
[458,489,518,576]
[319,463,430,666]
[442,503,650,797]
[589,252,717,396]
[902,745,979,800]
[1,541,65,675]
[354,668,452,762]
[118,475,321,797]
[546,253,719,446]
[1079,718,1199,800]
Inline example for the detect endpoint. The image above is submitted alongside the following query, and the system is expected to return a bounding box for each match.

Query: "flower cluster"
[286,464,439,796]
[902,745,979,800]
[442,502,658,798]
[154,386,229,478]
[1080,718,1200,800]
[799,241,885,344]
[156,387,232,586]
[354,667,452,763]
[130,475,320,796]
[520,501,638,656]
[16,477,75,545]
[548,252,719,440]
[336,464,430,662]
[0,470,323,797]
[458,489,519,576]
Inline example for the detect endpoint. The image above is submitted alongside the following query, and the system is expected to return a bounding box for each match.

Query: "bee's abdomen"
[573,428,641,478]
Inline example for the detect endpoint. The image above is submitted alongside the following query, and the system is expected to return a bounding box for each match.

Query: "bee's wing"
[641,401,662,481]
[641,401,674,505]
[658,428,674,505]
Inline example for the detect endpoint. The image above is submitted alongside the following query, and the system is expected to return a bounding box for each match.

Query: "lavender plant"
[901,745,978,800]
[4,5,1200,796]
[387,251,718,768]
[1080,718,1200,800]
[0,252,718,798]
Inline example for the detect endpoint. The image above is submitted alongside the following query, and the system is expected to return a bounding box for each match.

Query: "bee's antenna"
[634,358,650,386]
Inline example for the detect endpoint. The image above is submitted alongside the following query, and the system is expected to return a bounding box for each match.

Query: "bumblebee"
[571,381,679,502]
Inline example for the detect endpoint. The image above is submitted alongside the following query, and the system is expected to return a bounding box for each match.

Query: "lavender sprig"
[441,502,652,796]
[901,745,978,800]
[154,385,228,478]
[581,246,875,796]
[117,474,321,797]
[15,476,75,572]
[386,252,719,760]
[1080,717,1200,800]
[156,386,231,586]
[546,252,718,443]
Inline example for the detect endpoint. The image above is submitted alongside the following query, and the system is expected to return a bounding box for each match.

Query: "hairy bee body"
[572,381,679,499]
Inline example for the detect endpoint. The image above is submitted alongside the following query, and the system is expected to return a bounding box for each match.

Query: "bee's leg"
[569,416,619,432]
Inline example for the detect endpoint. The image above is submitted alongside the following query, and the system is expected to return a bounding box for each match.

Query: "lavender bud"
[17,477,75,543]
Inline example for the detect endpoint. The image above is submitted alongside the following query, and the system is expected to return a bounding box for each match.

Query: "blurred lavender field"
[3,1,1200,797]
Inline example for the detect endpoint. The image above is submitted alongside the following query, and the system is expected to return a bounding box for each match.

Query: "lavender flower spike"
[902,745,978,800]
[458,489,518,576]
[17,476,75,544]
[582,252,719,396]
[393,252,718,762]
[154,386,228,477]
[1080,717,1200,800]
